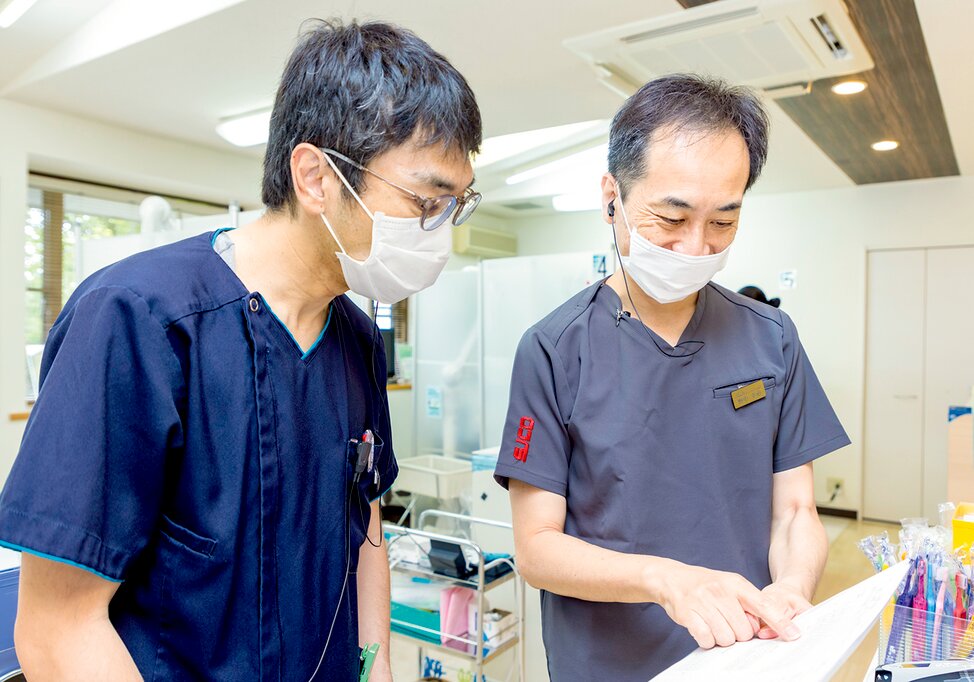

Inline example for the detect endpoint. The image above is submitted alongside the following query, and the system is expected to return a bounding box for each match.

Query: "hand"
[754,582,812,640]
[654,561,801,649]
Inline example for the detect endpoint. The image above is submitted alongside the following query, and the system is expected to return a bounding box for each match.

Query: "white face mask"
[617,197,730,304]
[319,155,452,304]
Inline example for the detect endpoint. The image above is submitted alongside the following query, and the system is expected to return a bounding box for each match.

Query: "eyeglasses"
[320,148,482,231]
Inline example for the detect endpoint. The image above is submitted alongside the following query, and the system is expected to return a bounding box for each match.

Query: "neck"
[607,270,698,345]
[229,210,348,328]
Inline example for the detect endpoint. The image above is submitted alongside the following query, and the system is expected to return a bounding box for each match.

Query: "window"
[375,303,394,331]
[23,175,226,396]
[369,299,409,382]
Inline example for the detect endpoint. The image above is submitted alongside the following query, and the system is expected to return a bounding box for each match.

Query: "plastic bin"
[880,603,974,664]
[396,456,471,499]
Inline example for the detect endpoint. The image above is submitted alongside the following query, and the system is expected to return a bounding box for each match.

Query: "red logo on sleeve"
[513,417,535,462]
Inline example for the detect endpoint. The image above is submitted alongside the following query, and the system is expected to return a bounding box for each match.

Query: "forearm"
[356,504,391,678]
[768,504,828,600]
[17,613,142,681]
[519,527,673,604]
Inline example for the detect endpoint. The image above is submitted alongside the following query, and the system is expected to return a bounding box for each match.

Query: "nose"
[672,224,708,257]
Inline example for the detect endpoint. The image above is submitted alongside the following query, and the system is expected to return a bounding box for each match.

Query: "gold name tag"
[731,380,767,410]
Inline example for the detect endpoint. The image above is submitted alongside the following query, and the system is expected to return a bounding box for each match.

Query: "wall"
[506,175,974,513]
[0,98,262,481]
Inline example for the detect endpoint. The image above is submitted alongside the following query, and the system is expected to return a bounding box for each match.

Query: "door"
[923,247,974,519]
[863,249,925,521]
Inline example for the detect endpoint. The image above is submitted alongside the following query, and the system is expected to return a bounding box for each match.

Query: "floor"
[389,515,898,681]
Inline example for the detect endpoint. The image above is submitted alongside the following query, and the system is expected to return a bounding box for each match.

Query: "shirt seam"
[774,432,850,471]
[707,283,784,329]
[494,464,567,493]
[0,506,133,558]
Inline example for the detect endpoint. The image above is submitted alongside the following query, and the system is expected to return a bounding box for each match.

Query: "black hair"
[607,74,770,198]
[738,285,781,308]
[261,19,482,212]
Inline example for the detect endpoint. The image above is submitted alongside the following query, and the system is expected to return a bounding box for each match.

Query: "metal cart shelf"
[385,511,526,681]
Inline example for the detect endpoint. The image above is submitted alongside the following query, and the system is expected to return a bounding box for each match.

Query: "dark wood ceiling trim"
[676,0,959,184]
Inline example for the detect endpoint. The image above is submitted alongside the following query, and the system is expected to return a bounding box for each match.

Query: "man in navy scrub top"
[494,75,850,681]
[0,21,482,680]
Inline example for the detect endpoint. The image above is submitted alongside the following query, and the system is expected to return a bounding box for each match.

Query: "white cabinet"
[863,247,974,522]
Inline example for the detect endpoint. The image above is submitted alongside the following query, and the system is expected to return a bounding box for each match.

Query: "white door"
[863,250,926,521]
[922,247,974,519]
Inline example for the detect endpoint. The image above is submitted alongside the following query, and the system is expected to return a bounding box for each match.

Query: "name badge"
[731,380,767,410]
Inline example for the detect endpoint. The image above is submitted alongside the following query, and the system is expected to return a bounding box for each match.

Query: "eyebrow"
[658,196,742,212]
[411,170,475,196]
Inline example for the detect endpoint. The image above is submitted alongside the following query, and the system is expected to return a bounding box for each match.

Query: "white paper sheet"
[654,560,909,682]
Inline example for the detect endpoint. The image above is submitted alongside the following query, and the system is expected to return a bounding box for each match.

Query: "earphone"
[607,199,615,217]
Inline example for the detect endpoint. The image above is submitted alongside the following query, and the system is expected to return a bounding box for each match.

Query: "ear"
[600,173,619,226]
[290,143,338,217]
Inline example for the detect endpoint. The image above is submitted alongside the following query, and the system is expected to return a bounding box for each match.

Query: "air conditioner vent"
[565,0,873,98]
[502,200,548,211]
[453,224,517,258]
[810,13,848,59]
[621,7,759,43]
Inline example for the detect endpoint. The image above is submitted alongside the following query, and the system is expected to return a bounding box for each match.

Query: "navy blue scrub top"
[0,232,398,680]
[494,281,850,681]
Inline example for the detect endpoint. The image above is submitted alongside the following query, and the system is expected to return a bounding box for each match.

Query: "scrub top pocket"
[712,376,777,399]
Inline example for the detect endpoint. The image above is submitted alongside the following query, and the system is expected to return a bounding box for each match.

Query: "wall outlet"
[826,477,844,499]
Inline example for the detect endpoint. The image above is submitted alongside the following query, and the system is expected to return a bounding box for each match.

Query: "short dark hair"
[261,20,482,212]
[607,74,770,197]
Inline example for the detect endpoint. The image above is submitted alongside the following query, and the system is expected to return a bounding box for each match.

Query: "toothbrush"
[932,566,947,660]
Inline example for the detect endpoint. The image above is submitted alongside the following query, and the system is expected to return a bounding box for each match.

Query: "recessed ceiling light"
[0,0,39,28]
[871,140,899,151]
[831,80,867,96]
[216,109,272,147]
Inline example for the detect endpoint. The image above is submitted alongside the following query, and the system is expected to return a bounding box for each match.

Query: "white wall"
[0,98,262,481]
[506,175,974,513]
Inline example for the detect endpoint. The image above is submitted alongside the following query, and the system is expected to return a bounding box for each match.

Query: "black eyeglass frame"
[319,147,481,231]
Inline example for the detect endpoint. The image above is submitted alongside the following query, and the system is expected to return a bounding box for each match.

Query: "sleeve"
[0,286,184,581]
[365,332,397,502]
[772,312,851,473]
[493,328,573,496]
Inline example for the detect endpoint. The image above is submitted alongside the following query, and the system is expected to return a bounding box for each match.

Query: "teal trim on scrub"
[0,539,123,583]
[370,483,394,503]
[210,226,236,246]
[265,301,334,360]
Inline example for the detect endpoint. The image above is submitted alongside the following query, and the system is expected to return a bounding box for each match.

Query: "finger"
[700,605,738,648]
[757,625,778,639]
[790,596,813,616]
[716,598,756,643]
[740,587,802,642]
[746,613,761,634]
[685,610,716,650]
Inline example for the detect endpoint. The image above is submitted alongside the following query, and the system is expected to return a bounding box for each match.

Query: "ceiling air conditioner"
[564,0,873,99]
[452,224,517,259]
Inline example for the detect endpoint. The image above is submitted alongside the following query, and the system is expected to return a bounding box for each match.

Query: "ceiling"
[0,0,970,214]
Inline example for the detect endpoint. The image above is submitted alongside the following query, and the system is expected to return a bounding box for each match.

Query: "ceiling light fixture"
[216,108,272,147]
[831,80,867,95]
[506,143,608,186]
[0,0,39,28]
[475,120,602,168]
[871,140,899,151]
[552,191,603,213]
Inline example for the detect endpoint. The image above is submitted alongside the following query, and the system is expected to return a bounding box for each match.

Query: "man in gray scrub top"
[493,74,850,681]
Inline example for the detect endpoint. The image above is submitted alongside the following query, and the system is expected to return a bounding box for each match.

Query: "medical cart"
[385,511,526,682]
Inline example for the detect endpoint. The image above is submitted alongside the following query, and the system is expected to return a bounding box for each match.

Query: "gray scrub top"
[494,280,850,681]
